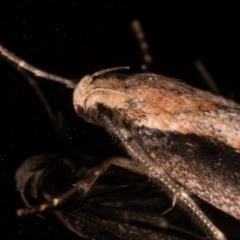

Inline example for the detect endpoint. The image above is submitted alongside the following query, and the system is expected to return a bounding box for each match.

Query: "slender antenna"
[91,66,130,78]
[131,20,152,70]
[0,44,76,88]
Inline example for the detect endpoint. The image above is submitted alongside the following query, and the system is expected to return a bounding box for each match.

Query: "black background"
[0,1,240,239]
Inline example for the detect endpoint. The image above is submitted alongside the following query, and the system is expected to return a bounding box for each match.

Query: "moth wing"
[131,126,240,220]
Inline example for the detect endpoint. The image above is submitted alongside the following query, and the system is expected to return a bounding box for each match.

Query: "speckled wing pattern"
[121,73,240,219]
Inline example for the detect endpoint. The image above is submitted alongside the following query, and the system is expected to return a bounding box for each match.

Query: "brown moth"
[74,70,240,219]
[72,70,240,240]
[1,43,240,240]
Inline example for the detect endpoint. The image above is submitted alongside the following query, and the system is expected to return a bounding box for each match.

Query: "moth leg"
[0,44,75,87]
[131,19,152,70]
[0,44,61,129]
[17,156,141,216]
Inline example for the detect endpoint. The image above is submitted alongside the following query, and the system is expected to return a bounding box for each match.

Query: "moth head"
[73,67,130,124]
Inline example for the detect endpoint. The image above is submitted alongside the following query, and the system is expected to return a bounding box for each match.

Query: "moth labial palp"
[1,43,239,239]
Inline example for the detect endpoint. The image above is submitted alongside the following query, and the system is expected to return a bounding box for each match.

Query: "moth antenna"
[195,59,220,95]
[0,44,76,88]
[91,66,130,78]
[131,19,152,70]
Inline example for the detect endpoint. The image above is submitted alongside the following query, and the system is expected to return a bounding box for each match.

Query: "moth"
[1,43,240,240]
[15,154,204,240]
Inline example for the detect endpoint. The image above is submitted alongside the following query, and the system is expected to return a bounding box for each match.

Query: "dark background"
[0,1,240,239]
